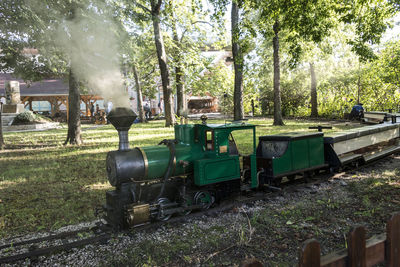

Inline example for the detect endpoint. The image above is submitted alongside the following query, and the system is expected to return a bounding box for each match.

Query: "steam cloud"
[39,2,129,108]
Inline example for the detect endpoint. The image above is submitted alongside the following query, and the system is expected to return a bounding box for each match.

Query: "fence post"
[299,239,321,267]
[386,212,400,267]
[347,226,366,267]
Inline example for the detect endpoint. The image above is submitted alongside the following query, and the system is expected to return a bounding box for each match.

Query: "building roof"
[0,73,69,97]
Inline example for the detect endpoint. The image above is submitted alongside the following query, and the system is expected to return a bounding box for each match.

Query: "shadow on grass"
[0,155,110,238]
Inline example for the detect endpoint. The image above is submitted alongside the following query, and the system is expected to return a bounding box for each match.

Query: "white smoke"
[53,2,130,108]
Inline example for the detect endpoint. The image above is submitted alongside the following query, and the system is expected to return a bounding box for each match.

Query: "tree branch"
[151,0,162,14]
[180,21,213,42]
[143,66,156,80]
[134,1,151,13]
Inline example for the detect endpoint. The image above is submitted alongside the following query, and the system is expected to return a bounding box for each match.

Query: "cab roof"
[197,123,256,131]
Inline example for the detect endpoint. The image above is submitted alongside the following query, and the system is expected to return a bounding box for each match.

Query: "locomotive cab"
[192,123,258,189]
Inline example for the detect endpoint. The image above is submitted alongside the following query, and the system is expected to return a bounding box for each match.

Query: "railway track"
[0,192,277,264]
[0,157,385,265]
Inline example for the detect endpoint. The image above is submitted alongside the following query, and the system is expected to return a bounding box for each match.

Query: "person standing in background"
[144,102,151,120]
[90,102,95,117]
[158,98,163,114]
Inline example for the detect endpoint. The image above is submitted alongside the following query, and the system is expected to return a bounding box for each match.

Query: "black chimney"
[107,107,137,151]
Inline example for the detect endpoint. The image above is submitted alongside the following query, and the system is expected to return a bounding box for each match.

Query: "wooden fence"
[299,212,400,267]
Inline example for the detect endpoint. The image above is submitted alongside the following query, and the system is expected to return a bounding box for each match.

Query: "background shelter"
[0,73,103,120]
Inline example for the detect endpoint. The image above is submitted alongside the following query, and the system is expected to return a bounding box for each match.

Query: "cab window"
[205,130,214,151]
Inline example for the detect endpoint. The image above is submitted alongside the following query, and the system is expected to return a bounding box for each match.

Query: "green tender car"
[256,132,327,182]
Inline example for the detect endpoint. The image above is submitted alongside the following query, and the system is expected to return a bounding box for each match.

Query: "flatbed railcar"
[103,107,400,229]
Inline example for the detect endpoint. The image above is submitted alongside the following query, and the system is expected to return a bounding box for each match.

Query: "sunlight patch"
[383,170,396,178]
[0,179,26,190]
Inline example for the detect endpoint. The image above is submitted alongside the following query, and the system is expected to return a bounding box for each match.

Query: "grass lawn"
[0,117,356,239]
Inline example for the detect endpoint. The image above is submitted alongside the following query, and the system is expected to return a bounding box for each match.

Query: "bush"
[13,111,36,124]
[12,110,52,125]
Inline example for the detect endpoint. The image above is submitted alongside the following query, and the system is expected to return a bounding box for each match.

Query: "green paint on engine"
[139,122,257,188]
[192,123,256,186]
[194,156,241,186]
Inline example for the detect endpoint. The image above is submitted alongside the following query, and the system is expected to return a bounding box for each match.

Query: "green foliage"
[341,0,395,61]
[358,40,400,111]
[250,39,311,116]
[249,0,338,66]
[0,0,72,79]
[318,68,359,118]
[316,38,400,117]
[124,32,160,99]
[189,61,234,113]
[259,73,310,117]
[13,111,36,124]
[12,111,51,125]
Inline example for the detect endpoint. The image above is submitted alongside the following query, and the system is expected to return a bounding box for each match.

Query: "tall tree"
[63,3,82,145]
[251,0,336,125]
[231,0,244,121]
[127,0,219,123]
[167,0,219,117]
[272,20,283,125]
[169,13,186,117]
[64,69,82,145]
[211,0,254,120]
[309,62,318,117]
[127,0,176,126]
[0,103,4,150]
[150,0,175,126]
[132,64,146,122]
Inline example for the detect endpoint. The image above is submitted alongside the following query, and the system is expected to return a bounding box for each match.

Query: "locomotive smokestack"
[107,107,137,151]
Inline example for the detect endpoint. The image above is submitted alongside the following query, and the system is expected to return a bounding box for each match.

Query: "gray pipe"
[118,130,130,151]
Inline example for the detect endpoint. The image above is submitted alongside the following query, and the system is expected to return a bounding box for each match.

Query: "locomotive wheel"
[352,161,359,168]
[179,196,193,216]
[287,175,296,181]
[156,198,173,221]
[273,177,282,186]
[194,191,214,210]
[180,208,192,216]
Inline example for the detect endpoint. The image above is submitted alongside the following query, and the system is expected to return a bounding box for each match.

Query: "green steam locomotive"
[104,107,400,229]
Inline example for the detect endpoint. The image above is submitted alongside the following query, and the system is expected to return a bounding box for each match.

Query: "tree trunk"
[273,20,284,126]
[0,103,4,150]
[172,19,185,117]
[151,0,175,126]
[231,0,244,121]
[64,69,82,145]
[175,66,184,116]
[310,62,318,117]
[133,64,146,122]
[357,61,361,104]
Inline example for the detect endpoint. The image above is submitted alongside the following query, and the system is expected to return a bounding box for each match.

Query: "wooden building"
[0,73,103,119]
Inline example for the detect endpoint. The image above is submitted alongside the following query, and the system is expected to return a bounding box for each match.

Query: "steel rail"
[0,234,110,264]
[0,226,101,251]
